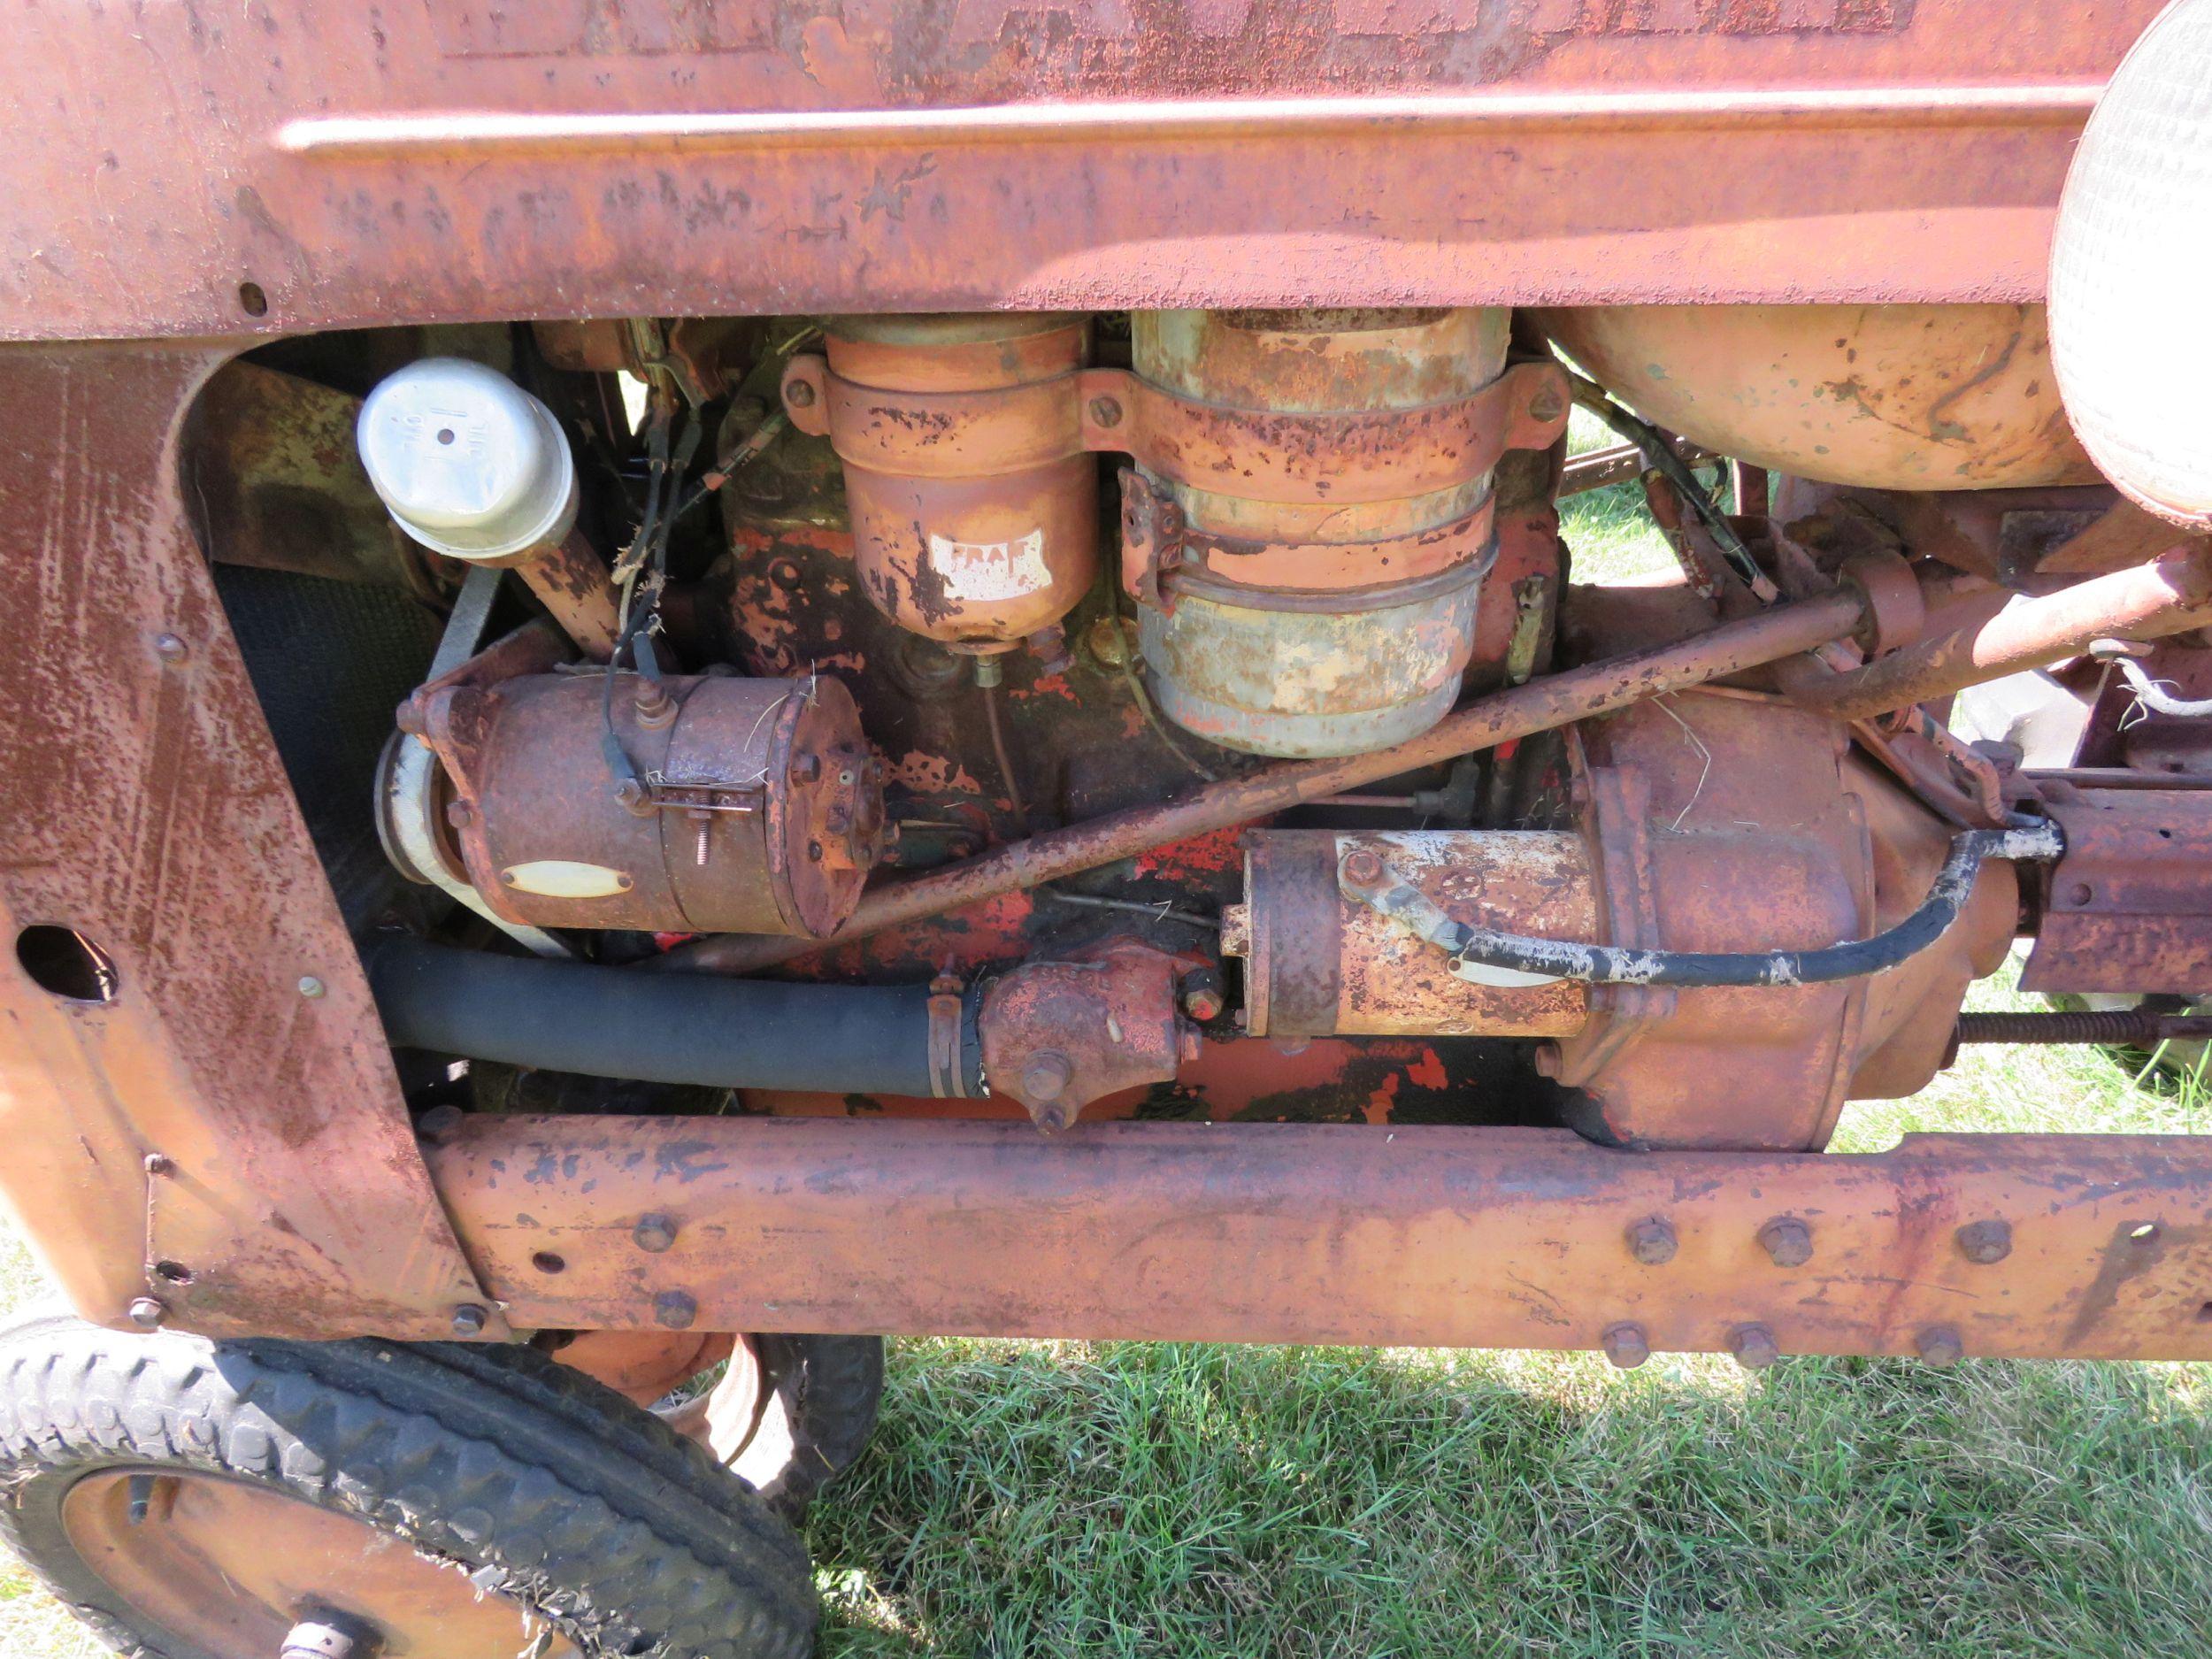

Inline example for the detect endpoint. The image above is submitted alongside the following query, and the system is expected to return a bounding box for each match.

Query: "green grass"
[5,468,2208,1655]
[6,966,2207,1658]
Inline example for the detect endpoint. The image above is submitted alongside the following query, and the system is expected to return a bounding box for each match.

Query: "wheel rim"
[60,1468,579,1658]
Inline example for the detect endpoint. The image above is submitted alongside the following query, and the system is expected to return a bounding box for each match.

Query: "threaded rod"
[1955,1010,2212,1046]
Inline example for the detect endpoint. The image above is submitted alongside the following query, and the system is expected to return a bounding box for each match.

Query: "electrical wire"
[1565,370,1767,593]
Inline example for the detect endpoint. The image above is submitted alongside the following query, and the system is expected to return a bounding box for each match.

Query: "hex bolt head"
[1625,1217,1678,1265]
[1955,1218,2013,1265]
[1729,1323,1780,1371]
[633,1213,679,1254]
[1758,1217,1814,1268]
[1528,386,1566,423]
[654,1290,699,1331]
[449,1303,489,1338]
[1183,987,1225,1022]
[1601,1322,1651,1371]
[1180,969,1226,1023]
[1087,396,1125,429]
[127,1297,167,1331]
[785,379,817,409]
[1916,1325,1964,1368]
[142,1153,174,1179]
[1340,849,1384,887]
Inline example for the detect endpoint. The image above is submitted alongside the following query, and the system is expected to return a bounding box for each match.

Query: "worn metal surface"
[1539,304,2098,491]
[63,1471,569,1657]
[665,586,1870,974]
[495,530,622,660]
[1793,544,2212,721]
[1233,831,1594,1039]
[427,1115,2212,1361]
[1136,562,1489,758]
[1550,691,2017,1151]
[0,4,2164,338]
[785,315,1096,649]
[2021,787,2212,995]
[0,345,496,1340]
[1126,310,1543,757]
[976,939,1198,1131]
[183,361,434,591]
[553,1329,735,1406]
[1560,439,1714,500]
[414,671,881,937]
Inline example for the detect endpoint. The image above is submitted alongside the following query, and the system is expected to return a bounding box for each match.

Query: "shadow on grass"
[809,1339,2212,1659]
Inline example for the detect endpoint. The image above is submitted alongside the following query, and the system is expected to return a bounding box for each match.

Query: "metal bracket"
[1117,467,1187,614]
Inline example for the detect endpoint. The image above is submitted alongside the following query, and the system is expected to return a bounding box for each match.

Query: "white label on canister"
[929,529,1050,602]
[502,860,633,899]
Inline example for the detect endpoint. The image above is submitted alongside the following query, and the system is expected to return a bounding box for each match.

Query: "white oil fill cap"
[357,357,578,559]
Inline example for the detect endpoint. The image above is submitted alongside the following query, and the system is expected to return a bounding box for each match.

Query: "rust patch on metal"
[427,1116,2212,1362]
[2021,787,2212,995]
[0,345,497,1340]
[977,938,1200,1131]
[0,4,2162,337]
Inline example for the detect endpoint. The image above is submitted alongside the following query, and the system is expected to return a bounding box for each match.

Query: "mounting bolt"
[127,1297,167,1331]
[1528,383,1566,423]
[1601,1321,1651,1371]
[1340,849,1384,887]
[297,975,326,1000]
[1916,1325,1964,1368]
[1955,1218,2012,1264]
[1021,1051,1073,1105]
[444,800,475,829]
[633,1213,679,1254]
[1087,395,1125,429]
[1729,1323,1780,1371]
[142,1153,173,1179]
[449,1303,489,1338]
[1180,969,1226,1023]
[785,379,817,410]
[1758,1217,1814,1268]
[654,1290,699,1330]
[1625,1217,1678,1265]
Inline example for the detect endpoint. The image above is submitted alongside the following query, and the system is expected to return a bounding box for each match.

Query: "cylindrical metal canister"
[1226,829,1595,1038]
[439,673,883,937]
[783,314,1096,652]
[1132,308,1510,757]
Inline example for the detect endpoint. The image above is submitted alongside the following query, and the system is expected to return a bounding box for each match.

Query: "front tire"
[0,1314,817,1659]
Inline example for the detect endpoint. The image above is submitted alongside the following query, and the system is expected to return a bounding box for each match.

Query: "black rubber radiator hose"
[369,938,980,1097]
